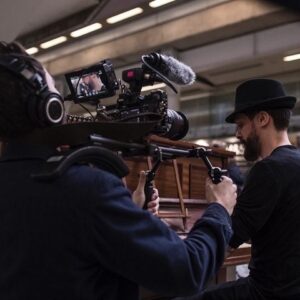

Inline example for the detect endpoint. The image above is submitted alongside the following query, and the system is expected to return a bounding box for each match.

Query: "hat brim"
[225,96,297,123]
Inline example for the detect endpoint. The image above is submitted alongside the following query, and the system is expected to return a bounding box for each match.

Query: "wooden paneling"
[123,136,250,297]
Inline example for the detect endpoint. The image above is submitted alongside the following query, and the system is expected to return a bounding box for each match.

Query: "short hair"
[0,41,45,139]
[245,108,291,130]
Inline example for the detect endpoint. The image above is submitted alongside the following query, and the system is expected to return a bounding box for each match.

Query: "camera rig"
[64,53,190,140]
[31,53,227,208]
[32,133,227,208]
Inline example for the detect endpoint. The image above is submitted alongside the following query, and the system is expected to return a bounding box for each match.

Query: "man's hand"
[132,171,146,208]
[147,188,159,216]
[132,171,160,215]
[205,176,237,215]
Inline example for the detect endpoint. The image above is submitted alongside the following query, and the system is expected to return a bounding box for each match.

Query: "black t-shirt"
[230,145,300,298]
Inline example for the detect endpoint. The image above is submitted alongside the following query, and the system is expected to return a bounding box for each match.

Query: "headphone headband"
[0,54,64,127]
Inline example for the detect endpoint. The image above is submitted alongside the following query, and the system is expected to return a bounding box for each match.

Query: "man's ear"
[255,111,270,128]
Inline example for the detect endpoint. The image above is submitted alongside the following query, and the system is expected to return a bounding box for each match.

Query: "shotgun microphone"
[142,52,196,85]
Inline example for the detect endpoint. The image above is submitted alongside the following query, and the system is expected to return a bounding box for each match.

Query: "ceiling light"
[26,47,39,55]
[70,23,102,38]
[40,36,68,49]
[141,83,166,92]
[149,0,175,8]
[106,7,143,24]
[283,53,300,62]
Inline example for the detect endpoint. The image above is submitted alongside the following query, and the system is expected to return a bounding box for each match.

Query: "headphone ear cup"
[26,92,64,127]
[37,92,65,127]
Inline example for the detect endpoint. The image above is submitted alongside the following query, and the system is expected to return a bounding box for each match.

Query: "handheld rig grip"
[143,177,155,210]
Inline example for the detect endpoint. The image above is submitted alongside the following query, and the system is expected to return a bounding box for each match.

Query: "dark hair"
[245,108,291,130]
[0,41,45,139]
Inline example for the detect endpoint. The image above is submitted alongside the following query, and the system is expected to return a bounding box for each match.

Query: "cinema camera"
[32,54,226,204]
[64,53,193,140]
[62,54,226,185]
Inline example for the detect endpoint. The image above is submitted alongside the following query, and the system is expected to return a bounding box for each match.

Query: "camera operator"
[0,41,236,300]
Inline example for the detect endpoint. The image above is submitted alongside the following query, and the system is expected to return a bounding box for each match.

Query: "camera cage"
[29,53,227,216]
[64,54,189,141]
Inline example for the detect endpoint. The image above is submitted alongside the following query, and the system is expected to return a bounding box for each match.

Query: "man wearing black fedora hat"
[175,78,300,300]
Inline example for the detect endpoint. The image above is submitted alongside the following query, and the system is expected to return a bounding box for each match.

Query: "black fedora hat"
[225,78,297,123]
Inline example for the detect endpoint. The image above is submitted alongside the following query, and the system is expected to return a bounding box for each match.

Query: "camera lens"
[161,109,189,140]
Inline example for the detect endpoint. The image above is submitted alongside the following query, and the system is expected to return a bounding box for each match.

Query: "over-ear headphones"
[0,54,64,127]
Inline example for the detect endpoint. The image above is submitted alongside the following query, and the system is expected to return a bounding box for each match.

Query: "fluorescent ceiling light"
[141,83,166,92]
[26,47,39,55]
[106,7,143,24]
[40,36,67,49]
[149,0,175,8]
[70,23,102,38]
[283,53,300,62]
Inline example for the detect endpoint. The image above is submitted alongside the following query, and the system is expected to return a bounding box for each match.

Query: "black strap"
[31,145,129,181]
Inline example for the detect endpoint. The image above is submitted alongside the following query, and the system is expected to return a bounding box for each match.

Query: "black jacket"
[0,142,232,300]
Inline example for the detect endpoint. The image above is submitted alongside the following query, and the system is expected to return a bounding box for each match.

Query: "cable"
[78,103,95,121]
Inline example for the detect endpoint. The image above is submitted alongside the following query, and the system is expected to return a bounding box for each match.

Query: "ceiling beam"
[44,0,300,75]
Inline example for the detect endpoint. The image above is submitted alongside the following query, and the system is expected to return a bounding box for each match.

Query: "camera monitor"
[65,60,119,103]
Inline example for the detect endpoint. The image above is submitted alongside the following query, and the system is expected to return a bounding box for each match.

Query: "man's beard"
[241,130,261,161]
